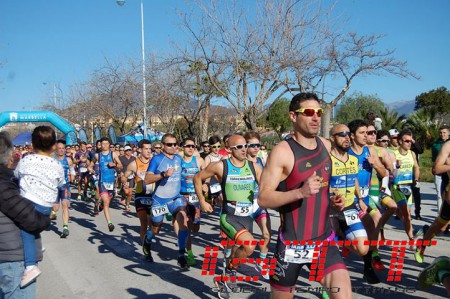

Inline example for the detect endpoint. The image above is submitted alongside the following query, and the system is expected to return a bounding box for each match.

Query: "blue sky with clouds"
[0,0,449,111]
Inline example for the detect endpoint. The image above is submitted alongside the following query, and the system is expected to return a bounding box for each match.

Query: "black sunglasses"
[164,142,177,147]
[367,130,377,136]
[183,144,196,149]
[334,131,351,137]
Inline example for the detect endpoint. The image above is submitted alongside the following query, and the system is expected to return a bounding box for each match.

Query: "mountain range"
[387,100,415,116]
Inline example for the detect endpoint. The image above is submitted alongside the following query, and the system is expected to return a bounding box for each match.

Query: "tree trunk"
[200,98,210,142]
[320,103,333,139]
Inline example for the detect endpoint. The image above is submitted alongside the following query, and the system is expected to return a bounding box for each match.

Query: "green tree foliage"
[415,86,450,118]
[335,93,386,124]
[266,98,291,140]
[404,109,442,148]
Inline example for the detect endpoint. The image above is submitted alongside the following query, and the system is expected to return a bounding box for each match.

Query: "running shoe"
[417,256,450,290]
[143,238,151,256]
[108,223,115,232]
[321,289,330,299]
[165,212,173,221]
[187,253,196,266]
[372,256,385,271]
[94,201,99,215]
[363,266,380,284]
[224,268,238,291]
[77,195,82,201]
[177,255,190,270]
[414,248,425,264]
[50,210,57,220]
[213,277,230,299]
[125,205,131,212]
[255,261,270,279]
[61,227,70,238]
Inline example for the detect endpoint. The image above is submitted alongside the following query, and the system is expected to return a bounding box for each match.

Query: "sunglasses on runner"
[153,147,161,149]
[367,130,377,136]
[230,144,248,150]
[333,131,351,137]
[183,144,196,149]
[402,139,413,144]
[377,139,389,143]
[163,142,178,147]
[247,143,261,148]
[211,145,221,148]
[295,107,323,117]
[203,144,210,147]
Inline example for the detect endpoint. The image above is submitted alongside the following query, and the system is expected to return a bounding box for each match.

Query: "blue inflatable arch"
[0,111,76,144]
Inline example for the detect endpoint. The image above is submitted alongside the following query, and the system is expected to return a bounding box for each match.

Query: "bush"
[419,149,433,182]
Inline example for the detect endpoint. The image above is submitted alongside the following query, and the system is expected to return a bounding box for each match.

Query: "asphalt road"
[37,182,449,299]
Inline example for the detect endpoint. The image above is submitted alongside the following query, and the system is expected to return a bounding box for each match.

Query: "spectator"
[432,126,450,218]
[0,131,50,298]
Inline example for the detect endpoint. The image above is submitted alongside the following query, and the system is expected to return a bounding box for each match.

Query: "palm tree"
[378,107,407,131]
[404,109,442,148]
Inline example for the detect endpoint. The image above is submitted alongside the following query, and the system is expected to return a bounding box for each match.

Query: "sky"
[1,0,449,112]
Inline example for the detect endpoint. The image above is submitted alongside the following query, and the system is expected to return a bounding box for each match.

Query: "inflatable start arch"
[0,111,77,145]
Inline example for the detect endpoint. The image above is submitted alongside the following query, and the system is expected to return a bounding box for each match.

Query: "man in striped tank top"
[259,93,350,299]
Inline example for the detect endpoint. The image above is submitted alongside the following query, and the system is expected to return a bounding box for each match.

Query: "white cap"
[389,129,399,136]
[124,145,132,151]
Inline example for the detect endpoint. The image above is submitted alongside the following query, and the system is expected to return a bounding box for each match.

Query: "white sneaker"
[20,266,42,288]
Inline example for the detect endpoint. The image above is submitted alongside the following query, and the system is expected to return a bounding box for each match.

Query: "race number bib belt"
[210,183,221,194]
[152,203,169,217]
[103,182,114,190]
[279,229,335,264]
[227,202,254,217]
[80,167,88,173]
[343,209,360,226]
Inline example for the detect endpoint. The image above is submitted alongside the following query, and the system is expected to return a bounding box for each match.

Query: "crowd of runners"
[3,92,450,299]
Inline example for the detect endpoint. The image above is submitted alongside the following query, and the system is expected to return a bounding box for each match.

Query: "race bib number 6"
[343,209,360,226]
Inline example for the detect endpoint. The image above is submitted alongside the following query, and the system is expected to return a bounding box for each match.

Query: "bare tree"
[180,0,417,136]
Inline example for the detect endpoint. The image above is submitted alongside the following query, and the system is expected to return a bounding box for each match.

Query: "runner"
[391,129,419,243]
[119,145,136,212]
[204,135,224,207]
[121,139,153,255]
[194,134,263,297]
[152,142,162,156]
[178,138,206,266]
[258,92,350,299]
[143,134,190,269]
[53,140,74,238]
[244,131,272,279]
[348,119,388,284]
[74,142,90,201]
[88,137,123,232]
[365,124,397,270]
[415,140,450,263]
[329,124,369,257]
[200,141,210,159]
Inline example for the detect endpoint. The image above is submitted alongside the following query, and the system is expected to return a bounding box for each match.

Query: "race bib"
[92,175,98,181]
[210,183,221,194]
[103,182,114,191]
[360,186,369,198]
[284,244,316,264]
[343,209,360,226]
[152,204,169,217]
[80,167,88,173]
[234,202,253,216]
[138,197,152,206]
[188,194,199,204]
[127,173,135,180]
